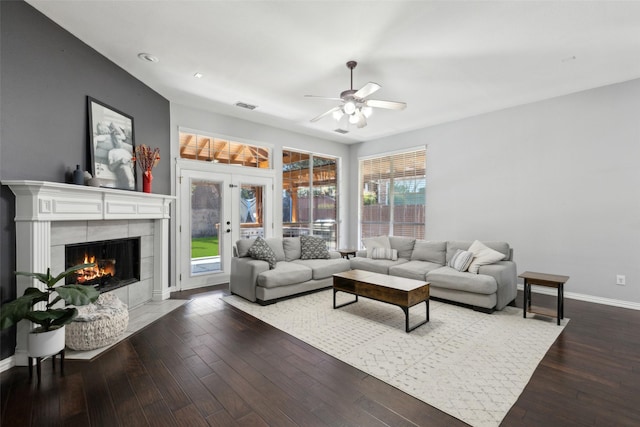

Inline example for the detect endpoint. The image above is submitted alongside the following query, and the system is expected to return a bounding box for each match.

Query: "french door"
[178,168,273,290]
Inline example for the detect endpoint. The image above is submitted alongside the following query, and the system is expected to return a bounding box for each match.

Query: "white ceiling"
[27,1,640,144]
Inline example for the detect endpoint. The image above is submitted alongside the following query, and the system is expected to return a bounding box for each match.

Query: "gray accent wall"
[0,1,170,360]
[350,78,640,305]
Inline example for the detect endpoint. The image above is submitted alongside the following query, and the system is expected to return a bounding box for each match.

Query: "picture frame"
[87,97,136,190]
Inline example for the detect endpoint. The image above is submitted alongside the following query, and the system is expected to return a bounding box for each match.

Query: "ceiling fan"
[305,61,406,131]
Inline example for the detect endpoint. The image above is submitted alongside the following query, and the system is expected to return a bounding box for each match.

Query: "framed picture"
[88,97,136,190]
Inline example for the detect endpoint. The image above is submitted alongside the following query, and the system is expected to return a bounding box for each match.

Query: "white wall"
[170,103,351,248]
[350,79,640,304]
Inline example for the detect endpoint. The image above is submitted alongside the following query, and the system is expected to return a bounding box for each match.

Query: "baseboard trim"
[517,284,640,311]
[0,356,15,373]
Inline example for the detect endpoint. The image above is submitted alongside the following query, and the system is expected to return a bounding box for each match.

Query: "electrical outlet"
[616,275,626,286]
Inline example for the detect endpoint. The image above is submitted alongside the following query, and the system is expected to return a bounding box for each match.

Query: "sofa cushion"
[300,235,330,259]
[283,237,301,261]
[362,235,391,257]
[427,267,497,294]
[389,260,442,281]
[448,249,474,272]
[389,236,416,259]
[467,240,506,274]
[411,240,446,264]
[350,257,408,275]
[292,258,351,280]
[371,247,398,260]
[265,238,286,262]
[257,262,313,288]
[247,237,277,269]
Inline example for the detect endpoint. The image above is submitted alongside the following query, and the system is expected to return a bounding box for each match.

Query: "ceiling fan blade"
[365,99,407,110]
[310,106,341,123]
[304,95,343,101]
[354,82,381,99]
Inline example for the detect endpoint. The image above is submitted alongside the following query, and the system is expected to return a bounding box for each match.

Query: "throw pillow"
[467,240,505,274]
[370,247,398,261]
[448,249,474,272]
[247,237,277,269]
[362,235,391,258]
[300,235,330,259]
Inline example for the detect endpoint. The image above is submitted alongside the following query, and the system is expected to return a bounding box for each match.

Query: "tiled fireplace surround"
[4,180,174,366]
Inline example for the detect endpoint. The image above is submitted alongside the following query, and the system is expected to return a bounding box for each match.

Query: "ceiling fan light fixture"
[332,109,344,121]
[361,105,373,118]
[343,100,356,115]
[348,112,360,124]
[357,114,367,128]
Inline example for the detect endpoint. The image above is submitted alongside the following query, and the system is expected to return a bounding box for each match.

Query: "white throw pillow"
[362,236,391,258]
[466,240,505,274]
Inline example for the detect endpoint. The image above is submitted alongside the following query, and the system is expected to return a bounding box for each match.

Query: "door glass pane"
[240,184,265,239]
[191,179,221,274]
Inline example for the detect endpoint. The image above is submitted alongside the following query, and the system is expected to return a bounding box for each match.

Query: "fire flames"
[75,254,116,284]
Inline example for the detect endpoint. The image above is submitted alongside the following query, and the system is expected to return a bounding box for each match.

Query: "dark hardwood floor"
[1,286,639,426]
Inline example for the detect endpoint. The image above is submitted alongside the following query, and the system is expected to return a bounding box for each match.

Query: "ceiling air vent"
[235,102,257,110]
[334,129,349,134]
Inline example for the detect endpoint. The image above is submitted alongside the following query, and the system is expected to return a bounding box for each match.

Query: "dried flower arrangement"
[133,145,160,174]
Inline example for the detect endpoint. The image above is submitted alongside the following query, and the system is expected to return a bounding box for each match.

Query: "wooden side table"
[519,271,569,325]
[338,249,356,259]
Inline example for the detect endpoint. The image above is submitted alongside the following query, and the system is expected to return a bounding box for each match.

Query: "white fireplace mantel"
[4,180,172,221]
[2,180,175,366]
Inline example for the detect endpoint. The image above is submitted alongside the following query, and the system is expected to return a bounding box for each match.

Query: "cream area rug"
[223,290,567,427]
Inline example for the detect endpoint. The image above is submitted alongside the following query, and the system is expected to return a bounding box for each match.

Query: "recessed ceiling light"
[137,52,159,63]
[193,72,204,78]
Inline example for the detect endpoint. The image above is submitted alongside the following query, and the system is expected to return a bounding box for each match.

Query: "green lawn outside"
[191,236,219,258]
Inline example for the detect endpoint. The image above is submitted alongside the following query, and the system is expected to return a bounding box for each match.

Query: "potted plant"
[0,263,100,357]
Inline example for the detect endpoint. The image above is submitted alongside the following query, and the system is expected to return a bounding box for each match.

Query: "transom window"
[179,131,270,168]
[360,148,426,240]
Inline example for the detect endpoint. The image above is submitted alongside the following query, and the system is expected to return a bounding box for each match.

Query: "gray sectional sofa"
[230,237,351,304]
[230,236,517,313]
[350,237,517,312]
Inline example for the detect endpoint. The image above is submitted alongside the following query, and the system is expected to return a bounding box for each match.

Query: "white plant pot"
[27,326,66,358]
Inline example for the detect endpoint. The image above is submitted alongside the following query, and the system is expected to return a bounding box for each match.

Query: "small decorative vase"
[73,165,84,185]
[143,171,153,193]
[28,326,66,358]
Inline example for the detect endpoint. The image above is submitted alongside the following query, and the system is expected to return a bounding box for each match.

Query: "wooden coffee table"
[333,270,430,332]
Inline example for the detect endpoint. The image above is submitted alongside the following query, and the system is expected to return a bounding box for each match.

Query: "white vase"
[27,326,66,358]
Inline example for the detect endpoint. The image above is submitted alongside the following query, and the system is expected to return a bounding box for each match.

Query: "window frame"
[358,146,426,246]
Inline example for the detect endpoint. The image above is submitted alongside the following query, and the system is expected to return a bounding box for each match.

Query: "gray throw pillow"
[247,237,277,269]
[300,235,330,259]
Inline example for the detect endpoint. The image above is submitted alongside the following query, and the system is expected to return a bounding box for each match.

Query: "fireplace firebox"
[65,237,140,292]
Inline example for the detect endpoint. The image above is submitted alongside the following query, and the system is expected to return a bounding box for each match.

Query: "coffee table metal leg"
[403,300,429,333]
[333,289,358,309]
